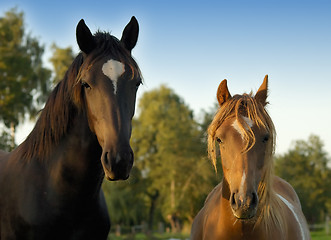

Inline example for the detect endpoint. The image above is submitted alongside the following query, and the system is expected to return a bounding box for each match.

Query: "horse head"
[75,17,141,181]
[208,75,275,219]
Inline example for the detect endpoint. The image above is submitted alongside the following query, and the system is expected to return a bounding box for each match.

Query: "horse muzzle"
[101,148,134,181]
[230,191,258,219]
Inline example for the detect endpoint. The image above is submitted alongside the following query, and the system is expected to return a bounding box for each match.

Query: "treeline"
[0,8,330,233]
[275,135,331,224]
[0,8,75,150]
[102,86,220,233]
[102,84,331,232]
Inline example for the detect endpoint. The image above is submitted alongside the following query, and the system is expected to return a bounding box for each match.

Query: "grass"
[108,233,189,240]
[107,230,330,240]
[311,230,331,240]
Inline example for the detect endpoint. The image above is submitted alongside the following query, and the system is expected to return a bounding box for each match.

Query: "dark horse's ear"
[255,75,268,106]
[217,80,232,107]
[76,19,96,54]
[121,16,139,53]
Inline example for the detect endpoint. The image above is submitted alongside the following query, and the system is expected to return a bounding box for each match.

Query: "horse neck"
[16,109,104,198]
[47,112,104,195]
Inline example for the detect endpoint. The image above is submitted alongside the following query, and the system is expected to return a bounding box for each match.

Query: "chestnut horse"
[191,76,310,240]
[0,17,141,239]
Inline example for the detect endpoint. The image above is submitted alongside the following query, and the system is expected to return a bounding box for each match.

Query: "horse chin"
[104,171,130,181]
[232,209,257,220]
[104,170,117,181]
[102,166,130,181]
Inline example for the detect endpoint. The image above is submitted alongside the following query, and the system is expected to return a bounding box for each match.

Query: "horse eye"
[216,137,223,144]
[262,134,270,143]
[81,81,91,89]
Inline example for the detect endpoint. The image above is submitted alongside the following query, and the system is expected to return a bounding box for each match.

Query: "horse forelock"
[207,92,287,237]
[87,32,142,81]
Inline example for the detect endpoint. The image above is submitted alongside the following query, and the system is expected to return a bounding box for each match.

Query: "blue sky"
[1,0,331,155]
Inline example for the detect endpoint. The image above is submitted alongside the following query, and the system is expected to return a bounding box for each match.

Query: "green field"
[108,230,330,240]
[311,230,331,240]
[108,232,189,240]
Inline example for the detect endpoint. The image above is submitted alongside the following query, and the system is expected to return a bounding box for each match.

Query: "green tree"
[49,43,75,84]
[275,134,331,223]
[0,8,51,148]
[0,126,13,151]
[131,85,216,232]
[103,167,148,226]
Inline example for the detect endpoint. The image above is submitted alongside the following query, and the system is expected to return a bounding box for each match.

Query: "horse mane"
[207,92,288,239]
[18,31,141,162]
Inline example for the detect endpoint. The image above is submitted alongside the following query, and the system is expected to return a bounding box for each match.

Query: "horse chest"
[3,188,109,240]
[0,160,105,236]
[204,217,267,240]
[201,196,268,240]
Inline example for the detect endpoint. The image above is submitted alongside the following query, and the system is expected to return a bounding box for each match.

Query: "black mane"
[19,31,140,162]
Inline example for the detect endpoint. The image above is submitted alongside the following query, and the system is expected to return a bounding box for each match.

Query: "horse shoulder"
[0,149,8,157]
[191,182,223,240]
[0,150,9,169]
[204,181,222,204]
[191,208,205,240]
[273,176,311,240]
[273,176,301,206]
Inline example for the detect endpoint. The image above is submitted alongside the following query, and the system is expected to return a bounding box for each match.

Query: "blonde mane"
[207,92,288,239]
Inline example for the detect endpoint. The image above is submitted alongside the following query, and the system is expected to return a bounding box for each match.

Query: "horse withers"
[0,17,141,239]
[191,76,310,240]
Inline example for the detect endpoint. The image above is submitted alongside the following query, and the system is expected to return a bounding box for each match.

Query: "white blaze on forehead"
[232,116,254,139]
[102,59,125,94]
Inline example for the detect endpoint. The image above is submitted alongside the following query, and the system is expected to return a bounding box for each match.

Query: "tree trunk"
[10,122,15,150]
[169,178,181,232]
[326,215,330,235]
[115,224,121,236]
[167,213,181,233]
[148,190,159,231]
[171,179,175,210]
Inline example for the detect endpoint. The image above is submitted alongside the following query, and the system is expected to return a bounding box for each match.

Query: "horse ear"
[255,75,268,106]
[121,16,139,52]
[217,80,232,107]
[76,19,96,54]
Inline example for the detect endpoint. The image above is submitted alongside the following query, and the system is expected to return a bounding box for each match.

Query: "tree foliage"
[103,87,221,232]
[0,126,13,151]
[49,43,75,84]
[103,167,148,226]
[275,134,331,223]
[129,85,217,231]
[0,8,51,128]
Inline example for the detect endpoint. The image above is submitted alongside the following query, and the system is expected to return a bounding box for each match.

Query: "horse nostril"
[103,151,111,168]
[231,193,237,209]
[104,152,108,164]
[251,192,258,207]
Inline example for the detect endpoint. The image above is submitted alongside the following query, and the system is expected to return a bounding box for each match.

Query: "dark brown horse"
[191,76,310,240]
[0,17,141,240]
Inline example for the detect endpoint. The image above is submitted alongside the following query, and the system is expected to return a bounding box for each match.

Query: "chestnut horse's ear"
[121,16,139,53]
[217,80,232,107]
[76,19,96,54]
[255,75,268,106]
